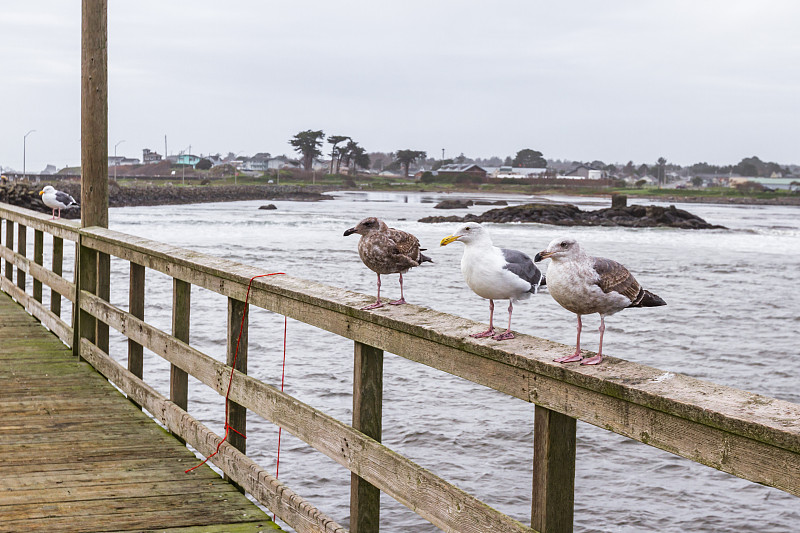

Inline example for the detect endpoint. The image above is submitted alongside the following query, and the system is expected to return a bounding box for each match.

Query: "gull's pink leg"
[362,273,384,310]
[57,208,61,219]
[492,301,515,340]
[389,272,407,305]
[471,299,496,338]
[581,315,605,365]
[50,208,56,220]
[555,314,584,363]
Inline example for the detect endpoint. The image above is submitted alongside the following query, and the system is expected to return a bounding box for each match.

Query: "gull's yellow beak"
[534,250,553,262]
[39,190,45,195]
[440,235,459,246]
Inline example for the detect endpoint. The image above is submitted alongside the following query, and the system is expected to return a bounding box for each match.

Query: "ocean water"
[51,191,800,532]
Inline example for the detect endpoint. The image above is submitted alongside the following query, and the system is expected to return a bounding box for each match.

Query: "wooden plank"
[351,342,383,533]
[128,261,145,408]
[0,204,81,242]
[77,241,97,360]
[532,405,576,533]
[33,229,43,302]
[51,235,63,316]
[78,295,534,533]
[79,338,346,533]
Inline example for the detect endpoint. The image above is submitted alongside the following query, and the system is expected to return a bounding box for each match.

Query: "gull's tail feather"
[631,288,666,308]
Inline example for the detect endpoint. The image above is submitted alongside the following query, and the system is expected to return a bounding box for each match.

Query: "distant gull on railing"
[40,185,79,220]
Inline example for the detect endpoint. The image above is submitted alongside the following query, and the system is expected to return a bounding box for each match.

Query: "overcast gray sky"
[2,1,798,172]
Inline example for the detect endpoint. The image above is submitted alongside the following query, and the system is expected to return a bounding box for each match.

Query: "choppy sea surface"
[54,191,800,532]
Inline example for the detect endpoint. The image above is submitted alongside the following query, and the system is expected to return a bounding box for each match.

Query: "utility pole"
[23,130,36,180]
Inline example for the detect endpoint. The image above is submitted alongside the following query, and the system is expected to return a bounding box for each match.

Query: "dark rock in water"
[611,193,627,209]
[259,204,277,210]
[434,199,474,209]
[419,202,726,229]
[474,200,508,206]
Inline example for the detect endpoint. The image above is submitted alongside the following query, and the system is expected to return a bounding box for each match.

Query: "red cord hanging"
[186,272,286,474]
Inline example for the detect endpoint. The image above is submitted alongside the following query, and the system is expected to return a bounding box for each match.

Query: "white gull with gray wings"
[440,223,544,341]
[39,185,78,220]
[535,237,665,365]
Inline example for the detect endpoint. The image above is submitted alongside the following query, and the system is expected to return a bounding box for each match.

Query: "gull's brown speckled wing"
[593,257,641,303]
[358,231,420,275]
[385,227,422,260]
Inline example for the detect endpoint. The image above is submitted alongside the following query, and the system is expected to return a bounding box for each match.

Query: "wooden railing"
[2,202,800,533]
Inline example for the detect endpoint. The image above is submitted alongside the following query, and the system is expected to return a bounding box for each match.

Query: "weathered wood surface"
[0,292,279,533]
[80,290,533,533]
[78,226,800,494]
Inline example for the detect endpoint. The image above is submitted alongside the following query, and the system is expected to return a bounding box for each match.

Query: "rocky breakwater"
[1,182,331,218]
[419,202,726,229]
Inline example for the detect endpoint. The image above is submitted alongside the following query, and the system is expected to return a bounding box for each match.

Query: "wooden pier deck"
[0,292,278,533]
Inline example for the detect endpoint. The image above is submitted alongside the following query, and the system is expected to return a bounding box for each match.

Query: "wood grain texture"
[532,406,576,533]
[0,292,278,533]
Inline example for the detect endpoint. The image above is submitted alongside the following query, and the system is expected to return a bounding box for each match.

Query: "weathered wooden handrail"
[3,203,800,533]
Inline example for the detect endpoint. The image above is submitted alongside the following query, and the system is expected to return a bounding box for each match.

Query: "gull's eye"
[464,226,470,231]
[560,241,568,248]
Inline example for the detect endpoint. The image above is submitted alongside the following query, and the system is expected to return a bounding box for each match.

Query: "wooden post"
[350,341,383,533]
[171,278,190,442]
[532,405,577,533]
[16,224,27,292]
[226,297,249,456]
[51,236,63,316]
[33,230,44,302]
[4,220,13,281]
[128,262,145,409]
[81,0,108,230]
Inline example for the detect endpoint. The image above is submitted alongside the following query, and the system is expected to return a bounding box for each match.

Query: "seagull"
[344,217,432,310]
[535,237,666,365]
[39,185,78,219]
[440,223,544,341]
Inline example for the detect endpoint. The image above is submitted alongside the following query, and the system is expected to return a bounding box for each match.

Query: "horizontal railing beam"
[77,226,800,458]
[0,244,76,302]
[0,204,81,242]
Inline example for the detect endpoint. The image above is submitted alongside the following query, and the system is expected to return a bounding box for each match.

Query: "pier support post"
[351,341,383,533]
[532,405,577,533]
[3,220,13,281]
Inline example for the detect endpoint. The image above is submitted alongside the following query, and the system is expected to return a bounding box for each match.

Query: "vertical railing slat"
[531,405,577,533]
[171,278,191,443]
[128,262,145,409]
[76,240,97,359]
[96,251,110,353]
[4,220,13,281]
[51,236,64,316]
[33,229,44,302]
[16,224,27,291]
[350,341,384,533]
[226,297,248,454]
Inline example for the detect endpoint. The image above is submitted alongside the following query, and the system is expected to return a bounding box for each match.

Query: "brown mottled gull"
[535,237,666,365]
[439,222,544,341]
[344,217,432,310]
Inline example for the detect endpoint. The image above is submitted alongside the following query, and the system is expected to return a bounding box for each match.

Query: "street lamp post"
[23,130,36,180]
[114,140,125,181]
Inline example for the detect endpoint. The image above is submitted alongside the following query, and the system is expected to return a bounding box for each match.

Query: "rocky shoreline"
[419,202,726,229]
[0,182,332,219]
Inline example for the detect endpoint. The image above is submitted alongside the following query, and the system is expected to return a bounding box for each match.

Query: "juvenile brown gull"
[440,223,544,341]
[535,237,665,365]
[39,185,78,220]
[344,217,432,310]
